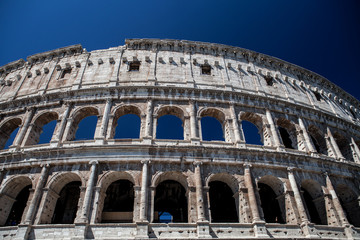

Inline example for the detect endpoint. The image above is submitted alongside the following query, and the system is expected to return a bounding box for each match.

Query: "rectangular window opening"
[60,68,72,79]
[129,61,140,71]
[201,65,211,75]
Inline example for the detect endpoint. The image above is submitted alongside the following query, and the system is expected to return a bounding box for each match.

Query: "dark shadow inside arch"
[258,183,285,224]
[114,114,140,139]
[201,116,224,141]
[154,180,187,223]
[209,181,238,223]
[156,115,183,140]
[51,181,81,224]
[3,127,19,149]
[337,185,360,227]
[242,120,262,145]
[278,126,294,149]
[38,120,57,144]
[5,184,31,226]
[75,115,97,140]
[102,180,134,223]
[301,187,322,225]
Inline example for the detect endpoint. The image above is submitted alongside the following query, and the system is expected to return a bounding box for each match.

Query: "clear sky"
[1,0,359,101]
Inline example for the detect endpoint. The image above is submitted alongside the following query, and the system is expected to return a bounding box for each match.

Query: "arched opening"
[336,184,360,227]
[114,114,140,139]
[0,118,21,149]
[242,120,262,145]
[301,180,326,225]
[156,115,183,140]
[209,181,238,222]
[5,184,31,226]
[66,107,99,141]
[102,180,134,223]
[154,180,187,223]
[333,132,354,161]
[201,117,224,141]
[258,183,285,223]
[51,181,81,224]
[75,115,98,140]
[277,119,298,150]
[308,125,328,155]
[25,112,58,145]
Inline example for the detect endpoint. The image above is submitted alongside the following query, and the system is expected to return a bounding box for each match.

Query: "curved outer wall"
[0,39,359,239]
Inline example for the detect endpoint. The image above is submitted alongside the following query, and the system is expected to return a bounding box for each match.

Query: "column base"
[142,137,153,145]
[72,222,88,240]
[252,220,269,238]
[191,138,201,145]
[197,220,211,239]
[135,221,149,239]
[300,222,318,238]
[14,224,31,240]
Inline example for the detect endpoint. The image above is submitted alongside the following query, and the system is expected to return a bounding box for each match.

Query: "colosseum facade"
[0,39,359,240]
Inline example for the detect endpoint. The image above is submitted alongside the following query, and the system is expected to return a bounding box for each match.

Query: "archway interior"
[154,180,187,223]
[156,115,183,140]
[258,183,285,224]
[201,116,224,141]
[102,180,134,223]
[278,126,294,149]
[5,184,31,226]
[301,187,322,225]
[114,114,140,139]
[51,181,81,224]
[242,120,262,145]
[4,127,19,149]
[337,186,360,227]
[75,115,97,140]
[209,181,238,222]
[38,120,57,144]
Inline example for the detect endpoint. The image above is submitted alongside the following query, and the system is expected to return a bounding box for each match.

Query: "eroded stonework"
[0,39,359,240]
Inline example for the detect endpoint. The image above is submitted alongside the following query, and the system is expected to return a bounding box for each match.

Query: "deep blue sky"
[1,1,359,145]
[1,0,359,101]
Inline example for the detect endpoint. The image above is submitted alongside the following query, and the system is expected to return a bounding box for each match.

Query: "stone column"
[52,102,72,145]
[12,108,35,148]
[194,161,206,221]
[79,160,98,223]
[24,164,49,224]
[143,99,153,143]
[97,99,112,140]
[327,127,345,161]
[298,117,317,153]
[230,104,243,145]
[189,101,199,143]
[139,160,149,221]
[265,109,281,148]
[350,137,360,163]
[287,168,309,224]
[243,164,261,222]
[325,173,349,226]
[0,168,5,186]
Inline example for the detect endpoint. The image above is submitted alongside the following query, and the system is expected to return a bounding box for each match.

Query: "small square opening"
[60,68,72,79]
[312,91,322,101]
[201,65,211,75]
[129,61,140,71]
[264,76,274,86]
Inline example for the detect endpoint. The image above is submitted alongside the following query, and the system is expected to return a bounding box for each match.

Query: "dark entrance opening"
[209,181,238,222]
[258,183,285,223]
[51,181,81,224]
[102,180,134,223]
[154,180,187,223]
[278,126,294,149]
[301,187,322,225]
[5,184,31,226]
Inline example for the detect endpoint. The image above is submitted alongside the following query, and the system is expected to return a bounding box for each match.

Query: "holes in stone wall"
[60,68,72,79]
[114,114,140,139]
[264,76,274,86]
[312,91,323,101]
[51,181,81,224]
[129,61,140,71]
[0,118,21,149]
[5,185,31,226]
[242,120,262,145]
[102,180,134,223]
[156,115,184,140]
[209,181,238,223]
[154,180,187,223]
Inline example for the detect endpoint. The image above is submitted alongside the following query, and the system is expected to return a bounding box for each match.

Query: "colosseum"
[0,39,359,240]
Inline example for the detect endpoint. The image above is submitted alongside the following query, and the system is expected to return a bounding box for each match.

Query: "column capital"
[244,163,252,169]
[40,163,50,168]
[89,160,98,165]
[287,167,297,173]
[105,98,112,104]
[141,159,150,165]
[193,160,202,167]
